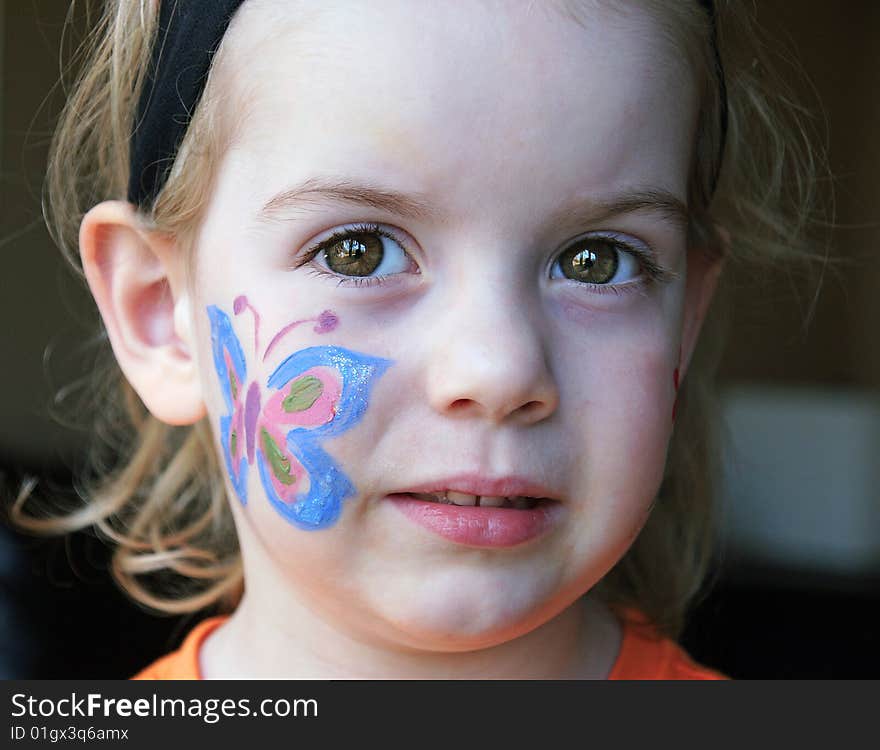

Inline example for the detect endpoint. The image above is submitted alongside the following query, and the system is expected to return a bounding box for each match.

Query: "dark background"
[1,2,878,678]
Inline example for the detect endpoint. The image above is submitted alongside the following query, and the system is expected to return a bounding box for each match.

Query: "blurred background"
[1,2,878,678]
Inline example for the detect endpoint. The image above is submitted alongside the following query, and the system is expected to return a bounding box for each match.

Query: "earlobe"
[678,228,727,379]
[79,200,206,425]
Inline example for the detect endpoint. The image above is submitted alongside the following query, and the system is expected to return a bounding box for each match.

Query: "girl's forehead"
[213,0,697,223]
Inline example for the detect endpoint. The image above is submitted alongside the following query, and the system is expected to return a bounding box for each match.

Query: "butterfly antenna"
[233,294,261,356]
[262,309,338,362]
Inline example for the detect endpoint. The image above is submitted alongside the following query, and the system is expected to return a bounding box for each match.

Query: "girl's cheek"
[203,293,393,531]
[561,324,675,477]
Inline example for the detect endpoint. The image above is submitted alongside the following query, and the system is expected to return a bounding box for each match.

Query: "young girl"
[19,0,821,679]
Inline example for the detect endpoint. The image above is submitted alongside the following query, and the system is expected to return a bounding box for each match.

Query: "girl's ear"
[79,200,207,425]
[678,227,728,378]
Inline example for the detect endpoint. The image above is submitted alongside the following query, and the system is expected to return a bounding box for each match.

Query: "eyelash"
[293,222,671,294]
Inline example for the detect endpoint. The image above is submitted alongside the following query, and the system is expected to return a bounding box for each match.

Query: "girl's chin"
[362,569,564,648]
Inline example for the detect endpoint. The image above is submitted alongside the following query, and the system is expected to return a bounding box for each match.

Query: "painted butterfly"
[208,297,391,529]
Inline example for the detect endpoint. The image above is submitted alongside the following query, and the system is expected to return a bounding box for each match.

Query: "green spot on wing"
[261,428,295,485]
[229,370,239,400]
[282,375,324,412]
[230,430,237,458]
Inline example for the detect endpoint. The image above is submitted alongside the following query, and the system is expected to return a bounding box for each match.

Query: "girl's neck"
[200,590,622,680]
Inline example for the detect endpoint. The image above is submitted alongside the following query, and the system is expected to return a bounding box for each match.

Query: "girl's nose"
[424,284,560,426]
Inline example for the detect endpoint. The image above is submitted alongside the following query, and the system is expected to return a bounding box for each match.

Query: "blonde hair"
[14,0,828,636]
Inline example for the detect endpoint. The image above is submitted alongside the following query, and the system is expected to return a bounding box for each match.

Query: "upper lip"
[393,473,561,501]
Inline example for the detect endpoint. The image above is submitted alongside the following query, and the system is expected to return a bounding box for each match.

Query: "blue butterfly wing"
[207,305,249,504]
[257,346,392,529]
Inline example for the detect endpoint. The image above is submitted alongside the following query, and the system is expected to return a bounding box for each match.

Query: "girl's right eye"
[300,223,416,285]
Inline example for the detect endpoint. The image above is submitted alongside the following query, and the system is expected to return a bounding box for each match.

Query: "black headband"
[128,0,728,209]
[128,0,246,207]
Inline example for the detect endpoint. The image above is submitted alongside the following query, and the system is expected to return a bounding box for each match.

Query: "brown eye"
[323,232,384,276]
[556,238,621,284]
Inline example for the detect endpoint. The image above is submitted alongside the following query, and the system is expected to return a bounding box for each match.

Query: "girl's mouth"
[401,491,546,510]
[385,492,563,547]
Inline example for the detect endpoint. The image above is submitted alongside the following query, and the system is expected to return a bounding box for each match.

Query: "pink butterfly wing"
[257,366,343,505]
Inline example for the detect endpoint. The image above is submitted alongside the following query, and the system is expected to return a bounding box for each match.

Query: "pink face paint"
[672,352,681,423]
[234,294,261,352]
[314,309,339,334]
[262,367,342,427]
[263,309,339,362]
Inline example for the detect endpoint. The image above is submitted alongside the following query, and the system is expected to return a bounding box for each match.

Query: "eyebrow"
[257,176,440,224]
[550,187,690,235]
[255,176,689,233]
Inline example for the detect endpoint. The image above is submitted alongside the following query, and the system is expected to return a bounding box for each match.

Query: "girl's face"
[189,0,714,649]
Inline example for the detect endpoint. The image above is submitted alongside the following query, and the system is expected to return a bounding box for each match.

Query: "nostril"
[517,400,548,417]
[448,398,476,412]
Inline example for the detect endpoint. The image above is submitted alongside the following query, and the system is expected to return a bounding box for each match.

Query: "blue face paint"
[208,302,392,529]
[209,305,249,501]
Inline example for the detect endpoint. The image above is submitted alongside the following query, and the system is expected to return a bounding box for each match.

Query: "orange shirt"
[133,613,727,680]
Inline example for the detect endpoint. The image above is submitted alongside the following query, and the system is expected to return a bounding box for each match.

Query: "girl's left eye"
[301,223,415,284]
[549,233,646,286]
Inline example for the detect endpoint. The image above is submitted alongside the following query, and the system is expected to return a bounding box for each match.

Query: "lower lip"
[386,494,563,548]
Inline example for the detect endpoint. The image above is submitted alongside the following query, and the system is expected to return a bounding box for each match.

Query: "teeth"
[479,495,506,507]
[412,492,450,504]
[407,492,546,509]
[446,491,477,506]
